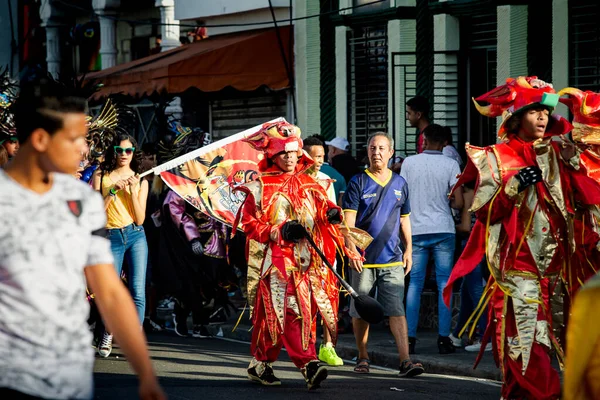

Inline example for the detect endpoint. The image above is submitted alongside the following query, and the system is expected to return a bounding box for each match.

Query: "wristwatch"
[109,187,118,196]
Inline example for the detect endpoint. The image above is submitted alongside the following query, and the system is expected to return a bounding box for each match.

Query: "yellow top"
[101,174,135,229]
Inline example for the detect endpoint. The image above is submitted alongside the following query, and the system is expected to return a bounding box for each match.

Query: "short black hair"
[14,74,88,144]
[303,135,324,150]
[406,96,430,118]
[422,124,447,145]
[443,126,454,146]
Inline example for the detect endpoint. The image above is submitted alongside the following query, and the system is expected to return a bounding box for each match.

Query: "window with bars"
[347,25,388,157]
[569,2,600,91]
[461,12,497,147]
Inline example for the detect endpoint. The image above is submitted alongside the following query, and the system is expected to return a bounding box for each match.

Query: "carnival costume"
[556,87,600,292]
[443,77,589,400]
[234,121,368,389]
[0,69,18,165]
[81,98,135,183]
[153,123,233,333]
[555,88,600,400]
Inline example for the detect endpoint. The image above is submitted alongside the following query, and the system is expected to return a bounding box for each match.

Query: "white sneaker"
[465,340,492,352]
[448,333,462,347]
[98,333,113,358]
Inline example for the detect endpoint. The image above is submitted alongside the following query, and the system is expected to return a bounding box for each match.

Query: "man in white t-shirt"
[400,124,463,355]
[303,136,343,367]
[0,75,164,399]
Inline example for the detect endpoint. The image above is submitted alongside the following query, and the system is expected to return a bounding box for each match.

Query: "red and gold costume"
[443,77,594,400]
[558,88,600,400]
[234,122,368,373]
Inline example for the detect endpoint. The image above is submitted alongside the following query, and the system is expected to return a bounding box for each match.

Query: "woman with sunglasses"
[92,134,149,358]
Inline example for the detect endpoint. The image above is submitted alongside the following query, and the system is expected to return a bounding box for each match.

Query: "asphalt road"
[93,332,502,400]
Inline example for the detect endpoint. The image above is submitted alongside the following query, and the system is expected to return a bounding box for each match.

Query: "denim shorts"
[349,265,405,318]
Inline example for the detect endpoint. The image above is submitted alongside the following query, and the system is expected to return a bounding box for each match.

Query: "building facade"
[173,0,294,140]
[2,0,599,149]
[297,0,600,161]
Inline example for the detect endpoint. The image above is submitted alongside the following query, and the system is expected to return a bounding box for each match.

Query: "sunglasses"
[114,146,135,155]
[0,137,18,145]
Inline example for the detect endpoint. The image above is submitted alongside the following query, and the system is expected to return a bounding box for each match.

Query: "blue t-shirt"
[342,170,410,268]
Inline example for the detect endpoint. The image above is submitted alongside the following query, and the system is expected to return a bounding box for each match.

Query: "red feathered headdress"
[243,121,304,159]
[472,76,571,139]
[558,87,600,144]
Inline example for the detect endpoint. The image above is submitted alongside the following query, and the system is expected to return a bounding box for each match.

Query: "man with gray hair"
[342,132,424,377]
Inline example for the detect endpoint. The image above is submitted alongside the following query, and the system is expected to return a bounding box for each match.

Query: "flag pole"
[139,117,285,178]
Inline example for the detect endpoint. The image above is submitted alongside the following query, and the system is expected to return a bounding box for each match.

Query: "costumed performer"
[0,69,18,167]
[234,121,369,390]
[154,123,231,338]
[443,76,583,400]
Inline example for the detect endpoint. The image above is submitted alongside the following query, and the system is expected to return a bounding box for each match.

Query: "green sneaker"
[318,343,344,366]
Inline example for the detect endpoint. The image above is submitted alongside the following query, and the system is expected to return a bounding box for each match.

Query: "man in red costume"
[443,77,584,400]
[234,121,367,390]
[556,87,600,296]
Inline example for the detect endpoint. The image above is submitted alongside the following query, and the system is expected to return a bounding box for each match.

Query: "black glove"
[515,166,543,192]
[280,220,307,242]
[326,208,342,225]
[191,238,204,255]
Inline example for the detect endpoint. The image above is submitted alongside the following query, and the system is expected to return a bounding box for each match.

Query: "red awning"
[86,26,292,100]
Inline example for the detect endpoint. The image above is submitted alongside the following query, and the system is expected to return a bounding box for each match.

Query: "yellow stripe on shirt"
[363,261,404,268]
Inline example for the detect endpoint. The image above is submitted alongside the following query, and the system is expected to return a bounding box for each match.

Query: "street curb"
[210,323,502,382]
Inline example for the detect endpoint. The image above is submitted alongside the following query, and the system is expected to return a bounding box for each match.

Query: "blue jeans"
[406,233,455,338]
[453,260,487,339]
[107,224,148,325]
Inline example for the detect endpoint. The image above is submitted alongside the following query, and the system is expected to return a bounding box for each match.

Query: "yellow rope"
[458,278,494,338]
[468,292,493,339]
[232,302,247,332]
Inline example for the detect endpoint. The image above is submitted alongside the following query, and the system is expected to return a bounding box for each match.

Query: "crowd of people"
[2,68,600,400]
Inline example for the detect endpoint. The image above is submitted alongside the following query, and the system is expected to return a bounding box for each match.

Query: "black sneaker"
[438,335,456,354]
[408,337,416,354]
[173,314,189,337]
[192,325,212,338]
[302,360,328,390]
[247,363,281,386]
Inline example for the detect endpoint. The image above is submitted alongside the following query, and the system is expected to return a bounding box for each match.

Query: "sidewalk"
[204,310,503,382]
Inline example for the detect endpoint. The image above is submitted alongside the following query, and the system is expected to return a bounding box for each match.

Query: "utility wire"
[268,0,296,124]
[50,0,386,29]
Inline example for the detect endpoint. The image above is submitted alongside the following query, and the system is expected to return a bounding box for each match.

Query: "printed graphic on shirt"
[343,171,410,267]
[67,199,83,218]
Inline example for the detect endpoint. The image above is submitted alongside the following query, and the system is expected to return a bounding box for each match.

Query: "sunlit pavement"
[93,333,501,399]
